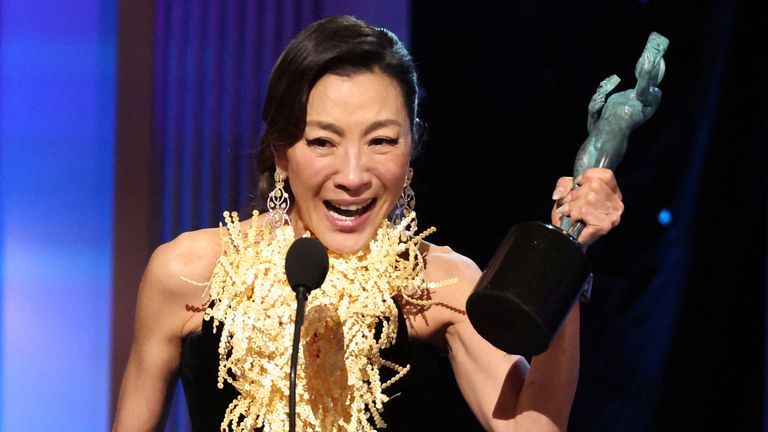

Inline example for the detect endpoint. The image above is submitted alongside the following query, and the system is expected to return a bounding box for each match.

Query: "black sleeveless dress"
[180,311,483,431]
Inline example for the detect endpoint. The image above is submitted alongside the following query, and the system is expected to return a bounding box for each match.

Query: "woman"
[113,16,623,432]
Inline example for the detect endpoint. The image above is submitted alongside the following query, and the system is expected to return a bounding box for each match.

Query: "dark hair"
[256,15,423,202]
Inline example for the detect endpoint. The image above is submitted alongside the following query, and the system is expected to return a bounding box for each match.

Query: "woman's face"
[276,70,412,254]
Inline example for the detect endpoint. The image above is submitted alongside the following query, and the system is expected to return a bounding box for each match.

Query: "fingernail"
[556,203,570,214]
[552,187,565,200]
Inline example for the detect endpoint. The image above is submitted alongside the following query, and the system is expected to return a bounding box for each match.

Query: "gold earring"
[266,170,290,229]
[391,168,416,240]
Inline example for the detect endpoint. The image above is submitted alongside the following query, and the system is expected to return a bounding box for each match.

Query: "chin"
[322,234,374,256]
[314,221,384,255]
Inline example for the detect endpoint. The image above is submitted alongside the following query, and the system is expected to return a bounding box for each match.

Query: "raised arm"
[449,312,580,431]
[113,230,220,431]
[431,256,579,432]
[634,33,668,109]
[417,167,622,431]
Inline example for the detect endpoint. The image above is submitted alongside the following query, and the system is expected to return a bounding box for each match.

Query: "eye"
[306,137,333,148]
[370,136,399,146]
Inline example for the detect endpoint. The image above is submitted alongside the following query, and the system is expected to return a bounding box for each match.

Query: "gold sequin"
[202,210,448,431]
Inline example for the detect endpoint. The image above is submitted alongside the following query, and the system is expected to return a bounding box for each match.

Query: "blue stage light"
[658,208,672,226]
[0,1,116,429]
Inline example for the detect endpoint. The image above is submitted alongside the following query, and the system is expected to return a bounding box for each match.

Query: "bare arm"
[426,256,578,432]
[447,309,580,431]
[413,168,622,431]
[113,230,220,431]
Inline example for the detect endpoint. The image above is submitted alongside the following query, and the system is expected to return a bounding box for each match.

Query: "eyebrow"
[306,120,344,136]
[305,119,402,136]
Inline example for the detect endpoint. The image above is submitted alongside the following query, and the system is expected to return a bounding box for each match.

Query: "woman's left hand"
[550,167,624,247]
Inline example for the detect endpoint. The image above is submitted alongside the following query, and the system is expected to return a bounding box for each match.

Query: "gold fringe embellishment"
[203,210,450,431]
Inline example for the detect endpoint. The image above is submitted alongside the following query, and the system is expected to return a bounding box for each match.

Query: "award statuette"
[466,33,669,357]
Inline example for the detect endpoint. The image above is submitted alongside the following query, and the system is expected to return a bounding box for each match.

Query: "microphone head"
[285,237,329,293]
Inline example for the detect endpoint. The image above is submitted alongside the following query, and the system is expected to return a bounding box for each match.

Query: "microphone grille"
[285,237,329,292]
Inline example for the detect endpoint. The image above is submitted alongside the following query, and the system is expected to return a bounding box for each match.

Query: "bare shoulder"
[137,225,226,337]
[147,215,265,291]
[147,226,223,293]
[404,241,482,345]
[423,242,482,288]
[115,225,232,429]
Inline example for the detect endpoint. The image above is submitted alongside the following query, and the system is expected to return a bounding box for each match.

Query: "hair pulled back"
[256,15,422,202]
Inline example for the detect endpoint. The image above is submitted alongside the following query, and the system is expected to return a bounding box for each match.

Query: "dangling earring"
[391,168,416,239]
[266,170,290,229]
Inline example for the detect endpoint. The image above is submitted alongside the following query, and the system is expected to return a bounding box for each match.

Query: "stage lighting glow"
[0,1,116,430]
[658,208,672,226]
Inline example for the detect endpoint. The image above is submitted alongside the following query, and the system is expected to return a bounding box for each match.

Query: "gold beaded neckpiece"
[203,210,448,431]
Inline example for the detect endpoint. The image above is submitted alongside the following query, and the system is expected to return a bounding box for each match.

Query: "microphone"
[285,237,329,296]
[285,237,328,432]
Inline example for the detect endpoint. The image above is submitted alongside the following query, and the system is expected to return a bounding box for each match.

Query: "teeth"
[328,210,356,220]
[334,200,372,211]
[325,199,374,220]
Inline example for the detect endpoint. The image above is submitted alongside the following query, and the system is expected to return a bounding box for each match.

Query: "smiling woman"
[113,15,624,432]
[278,71,412,254]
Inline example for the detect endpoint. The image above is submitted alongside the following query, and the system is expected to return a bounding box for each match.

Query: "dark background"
[110,1,767,430]
[410,1,766,430]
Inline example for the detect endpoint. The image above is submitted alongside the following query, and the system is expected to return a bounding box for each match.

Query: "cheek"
[290,171,325,199]
[284,152,328,195]
[380,163,410,197]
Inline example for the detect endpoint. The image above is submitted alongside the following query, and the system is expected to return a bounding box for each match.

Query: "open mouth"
[323,199,376,220]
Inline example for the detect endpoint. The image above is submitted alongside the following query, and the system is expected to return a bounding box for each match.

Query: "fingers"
[575,168,622,199]
[551,176,574,201]
[550,168,624,246]
[551,177,574,224]
[567,200,623,231]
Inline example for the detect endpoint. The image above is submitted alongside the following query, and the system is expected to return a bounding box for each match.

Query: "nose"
[333,146,372,195]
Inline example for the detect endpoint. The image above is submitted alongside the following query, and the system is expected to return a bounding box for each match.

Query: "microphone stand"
[289,285,309,432]
[284,236,328,431]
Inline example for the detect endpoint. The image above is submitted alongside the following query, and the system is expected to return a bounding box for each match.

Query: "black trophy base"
[466,222,590,357]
